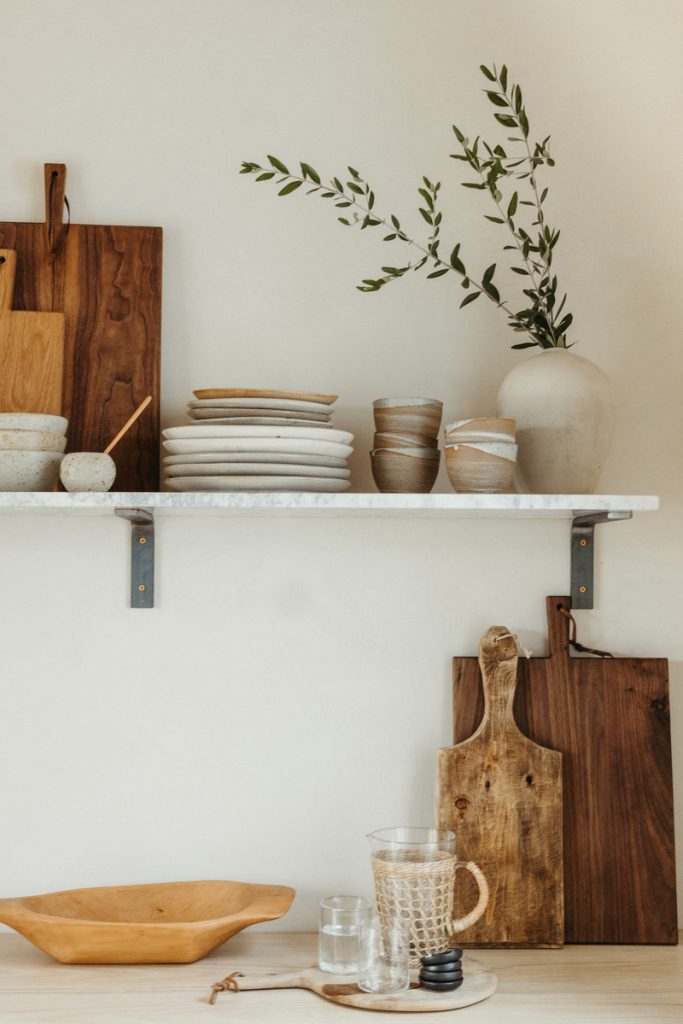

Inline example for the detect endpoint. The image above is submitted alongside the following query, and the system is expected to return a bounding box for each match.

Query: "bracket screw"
[138,584,146,592]
[579,538,588,547]
[579,585,587,594]
[139,537,146,545]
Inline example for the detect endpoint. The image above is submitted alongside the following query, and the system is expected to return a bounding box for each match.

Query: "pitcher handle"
[451,860,489,933]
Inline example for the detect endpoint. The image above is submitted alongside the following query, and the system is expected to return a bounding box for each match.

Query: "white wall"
[0,0,681,930]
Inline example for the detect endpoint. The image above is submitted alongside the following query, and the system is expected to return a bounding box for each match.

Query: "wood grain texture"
[222,958,496,1012]
[453,597,678,945]
[0,249,64,414]
[0,880,294,964]
[0,163,161,490]
[437,627,563,948]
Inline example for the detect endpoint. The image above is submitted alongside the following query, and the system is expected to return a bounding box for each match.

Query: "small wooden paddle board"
[437,626,564,947]
[215,958,496,1012]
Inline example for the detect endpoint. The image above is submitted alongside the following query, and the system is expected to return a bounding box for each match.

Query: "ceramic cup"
[60,453,117,492]
[371,447,440,493]
[444,442,516,493]
[373,430,438,451]
[444,417,516,445]
[373,398,443,438]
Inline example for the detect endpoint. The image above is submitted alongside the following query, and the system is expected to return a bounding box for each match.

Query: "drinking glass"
[358,915,410,994]
[318,895,371,974]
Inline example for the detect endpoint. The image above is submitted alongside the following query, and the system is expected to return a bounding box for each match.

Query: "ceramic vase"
[496,348,615,494]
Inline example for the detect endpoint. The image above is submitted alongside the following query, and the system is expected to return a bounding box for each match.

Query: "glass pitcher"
[367,827,489,965]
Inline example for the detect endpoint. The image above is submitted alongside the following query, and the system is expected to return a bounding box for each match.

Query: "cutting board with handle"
[210,959,496,1012]
[453,597,677,944]
[437,626,563,948]
[0,249,64,413]
[0,163,161,490]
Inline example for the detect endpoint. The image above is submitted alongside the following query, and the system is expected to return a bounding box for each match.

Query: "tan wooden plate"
[193,388,338,405]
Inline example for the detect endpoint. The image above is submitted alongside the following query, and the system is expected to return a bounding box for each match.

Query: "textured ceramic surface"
[374,430,438,450]
[445,444,516,493]
[0,429,66,452]
[163,438,353,458]
[373,398,443,438]
[163,425,353,443]
[189,398,333,413]
[444,418,516,444]
[166,476,351,492]
[0,413,68,435]
[0,450,62,490]
[371,448,440,493]
[188,409,331,423]
[0,880,294,964]
[60,453,117,492]
[164,462,350,478]
[163,451,348,468]
[497,349,615,493]
[193,388,337,404]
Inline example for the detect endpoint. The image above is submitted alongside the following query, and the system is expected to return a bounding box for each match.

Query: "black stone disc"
[420,961,464,975]
[420,948,463,966]
[419,969,463,984]
[420,977,464,992]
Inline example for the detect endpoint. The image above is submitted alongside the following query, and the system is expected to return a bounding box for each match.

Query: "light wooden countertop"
[0,932,681,1023]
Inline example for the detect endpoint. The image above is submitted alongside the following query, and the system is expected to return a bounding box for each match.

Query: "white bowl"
[0,413,68,435]
[0,429,66,453]
[0,451,63,491]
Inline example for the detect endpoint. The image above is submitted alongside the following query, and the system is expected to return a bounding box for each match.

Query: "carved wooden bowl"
[0,879,294,964]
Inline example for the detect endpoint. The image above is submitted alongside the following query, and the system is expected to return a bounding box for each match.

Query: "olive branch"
[240,63,574,350]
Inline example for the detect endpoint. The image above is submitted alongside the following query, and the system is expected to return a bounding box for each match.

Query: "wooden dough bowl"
[0,879,295,964]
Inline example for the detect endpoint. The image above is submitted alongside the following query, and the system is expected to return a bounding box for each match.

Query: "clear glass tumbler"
[318,895,371,974]
[358,915,410,994]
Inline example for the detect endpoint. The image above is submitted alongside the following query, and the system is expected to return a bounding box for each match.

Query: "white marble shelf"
[0,492,660,518]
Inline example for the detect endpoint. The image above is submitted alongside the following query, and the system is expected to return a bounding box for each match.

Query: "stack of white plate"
[163,389,353,492]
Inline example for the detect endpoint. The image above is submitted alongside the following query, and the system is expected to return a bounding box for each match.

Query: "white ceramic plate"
[164,462,350,479]
[166,476,351,492]
[188,397,333,413]
[163,425,353,443]
[163,451,348,468]
[163,438,353,457]
[186,416,333,428]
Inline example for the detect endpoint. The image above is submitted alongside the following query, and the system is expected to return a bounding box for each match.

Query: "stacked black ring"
[418,948,463,991]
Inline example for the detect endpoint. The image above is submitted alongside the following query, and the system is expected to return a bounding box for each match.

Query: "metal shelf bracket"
[115,508,155,608]
[571,510,632,609]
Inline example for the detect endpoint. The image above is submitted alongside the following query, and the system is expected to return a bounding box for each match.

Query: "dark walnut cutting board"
[437,626,564,948]
[452,596,677,945]
[0,164,161,490]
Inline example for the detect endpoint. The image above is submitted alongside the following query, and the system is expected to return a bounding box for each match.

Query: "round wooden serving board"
[228,956,496,1012]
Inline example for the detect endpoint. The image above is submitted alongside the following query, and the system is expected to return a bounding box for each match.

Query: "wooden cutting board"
[453,597,678,944]
[437,626,563,948]
[0,164,161,490]
[213,959,497,1012]
[0,249,64,413]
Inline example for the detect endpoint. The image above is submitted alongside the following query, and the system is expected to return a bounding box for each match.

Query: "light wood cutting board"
[0,163,161,490]
[0,249,64,414]
[437,626,564,948]
[453,597,677,944]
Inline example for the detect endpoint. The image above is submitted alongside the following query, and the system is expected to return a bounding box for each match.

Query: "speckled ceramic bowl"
[0,429,67,453]
[371,447,440,493]
[0,451,63,491]
[373,398,443,438]
[60,453,116,492]
[0,413,68,435]
[445,442,516,493]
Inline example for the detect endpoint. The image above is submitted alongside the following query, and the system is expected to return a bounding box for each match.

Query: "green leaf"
[484,215,505,224]
[268,155,289,174]
[255,172,275,181]
[500,65,508,91]
[461,277,470,288]
[461,181,486,189]
[338,218,351,225]
[332,177,344,192]
[480,64,496,81]
[495,114,517,128]
[483,280,500,302]
[556,313,573,335]
[368,191,375,209]
[418,188,434,209]
[347,182,363,194]
[419,208,433,225]
[300,162,321,184]
[450,244,465,274]
[519,110,530,137]
[482,263,496,285]
[383,234,397,241]
[336,201,352,208]
[391,215,401,229]
[510,267,529,275]
[507,192,518,218]
[278,180,302,196]
[511,342,538,349]
[486,91,508,108]
[427,268,450,279]
[348,166,361,179]
[513,85,523,113]
[540,187,549,203]
[452,124,466,143]
[460,291,481,308]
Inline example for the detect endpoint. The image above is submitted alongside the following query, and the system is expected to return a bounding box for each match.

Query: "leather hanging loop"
[557,603,614,658]
[44,163,71,257]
